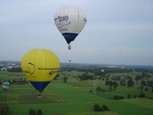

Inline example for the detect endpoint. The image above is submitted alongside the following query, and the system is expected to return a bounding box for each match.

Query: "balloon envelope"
[21,49,60,92]
[54,6,87,44]
[2,81,10,91]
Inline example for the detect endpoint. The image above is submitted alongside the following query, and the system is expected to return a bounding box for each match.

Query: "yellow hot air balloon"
[21,49,60,93]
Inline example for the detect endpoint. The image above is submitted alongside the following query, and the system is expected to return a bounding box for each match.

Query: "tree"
[37,109,42,115]
[120,80,126,86]
[109,81,113,87]
[135,75,143,83]
[93,104,100,111]
[93,104,110,112]
[105,80,114,91]
[127,79,134,87]
[29,109,36,115]
[127,94,131,98]
[139,92,145,98]
[140,84,144,93]
[63,76,68,83]
[141,72,146,78]
[96,86,102,92]
[0,103,13,115]
[113,81,118,91]
[113,95,124,100]
[80,72,89,81]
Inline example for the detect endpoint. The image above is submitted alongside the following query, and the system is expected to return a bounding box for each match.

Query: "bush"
[139,93,146,98]
[63,76,68,83]
[102,104,110,111]
[0,103,13,115]
[133,95,137,98]
[93,104,100,111]
[96,86,102,92]
[127,94,131,98]
[29,109,36,115]
[89,90,93,94]
[37,109,42,115]
[93,104,110,112]
[113,95,124,100]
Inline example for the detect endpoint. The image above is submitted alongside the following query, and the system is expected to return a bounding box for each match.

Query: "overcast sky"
[0,0,153,66]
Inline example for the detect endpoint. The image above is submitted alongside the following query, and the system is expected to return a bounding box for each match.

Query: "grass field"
[0,71,153,115]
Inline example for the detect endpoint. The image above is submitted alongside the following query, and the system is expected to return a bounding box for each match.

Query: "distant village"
[0,61,27,84]
[0,61,21,72]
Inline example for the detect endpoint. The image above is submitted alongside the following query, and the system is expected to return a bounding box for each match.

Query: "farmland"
[0,62,153,115]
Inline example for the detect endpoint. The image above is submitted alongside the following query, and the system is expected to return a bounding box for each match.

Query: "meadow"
[0,71,153,115]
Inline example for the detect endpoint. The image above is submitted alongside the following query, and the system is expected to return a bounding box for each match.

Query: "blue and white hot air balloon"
[54,6,87,50]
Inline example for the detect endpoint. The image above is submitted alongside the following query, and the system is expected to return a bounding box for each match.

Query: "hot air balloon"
[2,81,10,92]
[68,58,71,63]
[54,6,87,50]
[21,49,60,95]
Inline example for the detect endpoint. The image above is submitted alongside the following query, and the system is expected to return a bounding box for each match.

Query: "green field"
[0,71,153,115]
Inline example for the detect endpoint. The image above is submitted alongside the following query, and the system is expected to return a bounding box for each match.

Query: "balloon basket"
[68,44,71,50]
[37,93,42,99]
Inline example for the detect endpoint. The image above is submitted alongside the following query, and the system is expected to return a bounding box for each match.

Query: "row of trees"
[76,71,153,99]
[7,67,22,72]
[77,72,96,81]
[77,71,153,89]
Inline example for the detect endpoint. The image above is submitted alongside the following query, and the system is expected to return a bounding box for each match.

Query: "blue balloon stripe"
[62,33,78,44]
[30,81,51,93]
